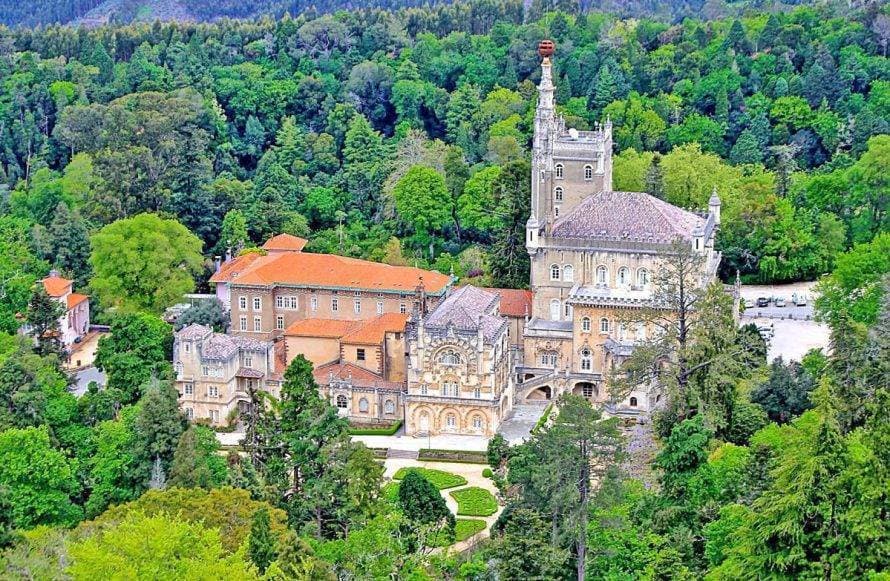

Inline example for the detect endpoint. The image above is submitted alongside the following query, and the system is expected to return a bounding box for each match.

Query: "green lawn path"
[392,467,467,490]
[449,486,498,517]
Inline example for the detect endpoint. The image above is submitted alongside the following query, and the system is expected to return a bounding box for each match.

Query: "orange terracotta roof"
[482,287,533,318]
[313,361,403,390]
[263,233,308,252]
[209,252,263,284]
[226,252,451,294]
[66,293,89,309]
[284,318,357,339]
[42,275,72,297]
[341,312,408,345]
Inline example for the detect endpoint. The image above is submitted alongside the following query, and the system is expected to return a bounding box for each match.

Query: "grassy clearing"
[392,467,467,490]
[455,518,486,542]
[449,487,498,516]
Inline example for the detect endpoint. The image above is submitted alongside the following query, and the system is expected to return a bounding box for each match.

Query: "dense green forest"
[0,0,853,28]
[0,2,887,578]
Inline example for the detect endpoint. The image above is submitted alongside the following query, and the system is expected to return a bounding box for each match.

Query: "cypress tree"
[248,508,278,574]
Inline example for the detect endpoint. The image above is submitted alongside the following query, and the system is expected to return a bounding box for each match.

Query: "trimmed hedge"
[450,487,498,517]
[482,467,493,478]
[418,448,488,464]
[392,467,467,490]
[348,420,403,436]
[455,518,486,542]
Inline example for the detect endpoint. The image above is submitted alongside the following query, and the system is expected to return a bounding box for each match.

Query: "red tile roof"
[66,293,89,310]
[285,313,408,346]
[263,233,308,252]
[482,287,533,318]
[216,250,451,294]
[342,312,408,345]
[208,252,263,284]
[42,275,72,297]
[313,361,403,390]
[285,318,357,339]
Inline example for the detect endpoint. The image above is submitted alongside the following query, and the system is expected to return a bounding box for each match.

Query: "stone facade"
[405,286,514,437]
[519,43,721,415]
[173,324,282,426]
[283,312,409,426]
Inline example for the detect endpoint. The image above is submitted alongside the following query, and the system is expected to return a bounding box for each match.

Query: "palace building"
[517,40,721,413]
[180,40,722,434]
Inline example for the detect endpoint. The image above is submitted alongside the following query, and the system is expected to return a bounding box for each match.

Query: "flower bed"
[348,420,402,436]
[449,487,498,516]
[417,448,488,464]
[392,467,467,490]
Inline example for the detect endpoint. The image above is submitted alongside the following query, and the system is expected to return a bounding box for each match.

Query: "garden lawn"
[449,487,498,517]
[392,467,467,490]
[455,519,486,542]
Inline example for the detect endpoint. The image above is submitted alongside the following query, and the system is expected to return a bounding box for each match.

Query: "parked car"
[744,298,755,309]
[795,294,808,306]
[756,297,770,307]
[775,296,787,307]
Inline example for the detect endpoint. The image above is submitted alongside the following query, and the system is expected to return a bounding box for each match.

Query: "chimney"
[214,256,222,272]
[49,268,60,278]
[225,247,232,262]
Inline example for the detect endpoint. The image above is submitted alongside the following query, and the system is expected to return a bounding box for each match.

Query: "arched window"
[596,265,608,285]
[617,267,629,286]
[384,400,395,414]
[581,317,591,332]
[629,397,638,407]
[637,268,649,287]
[446,414,457,428]
[600,317,610,333]
[617,323,627,340]
[472,415,483,429]
[550,264,560,281]
[580,348,592,371]
[555,163,564,179]
[564,303,573,320]
[554,186,563,201]
[550,299,560,321]
[563,265,574,282]
[336,395,348,409]
[582,383,595,398]
[584,164,593,180]
[358,398,369,412]
[541,351,558,367]
[439,350,462,366]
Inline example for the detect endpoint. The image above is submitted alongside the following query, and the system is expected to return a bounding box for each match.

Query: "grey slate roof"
[551,191,705,243]
[423,285,507,342]
[176,324,271,360]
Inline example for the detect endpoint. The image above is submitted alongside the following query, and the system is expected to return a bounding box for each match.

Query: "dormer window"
[555,163,564,179]
[584,164,593,180]
[550,264,560,281]
[554,186,563,201]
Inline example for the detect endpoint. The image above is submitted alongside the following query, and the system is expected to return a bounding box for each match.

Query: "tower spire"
[537,40,555,114]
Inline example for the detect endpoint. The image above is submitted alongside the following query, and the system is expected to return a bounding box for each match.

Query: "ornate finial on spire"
[538,39,555,59]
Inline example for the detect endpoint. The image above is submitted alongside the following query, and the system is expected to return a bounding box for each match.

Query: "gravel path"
[383,458,502,552]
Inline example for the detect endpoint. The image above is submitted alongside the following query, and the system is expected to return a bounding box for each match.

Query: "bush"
[450,487,498,517]
[382,481,400,503]
[486,434,510,469]
[532,403,554,434]
[455,519,486,542]
[347,421,402,436]
[392,467,467,490]
[482,468,493,478]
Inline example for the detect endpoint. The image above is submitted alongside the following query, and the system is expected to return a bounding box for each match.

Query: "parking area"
[739,282,829,362]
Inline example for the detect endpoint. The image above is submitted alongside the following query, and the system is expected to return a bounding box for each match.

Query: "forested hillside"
[0,0,859,27]
[0,3,887,578]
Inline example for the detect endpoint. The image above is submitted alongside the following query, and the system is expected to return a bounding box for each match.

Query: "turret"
[708,186,721,226]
